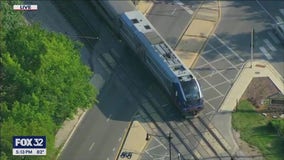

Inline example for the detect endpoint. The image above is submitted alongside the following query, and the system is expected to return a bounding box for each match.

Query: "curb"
[144,1,154,16]
[55,110,87,160]
[218,60,247,113]
[190,0,221,68]
[115,120,134,160]
[173,1,203,51]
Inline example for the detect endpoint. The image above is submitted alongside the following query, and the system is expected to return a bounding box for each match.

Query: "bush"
[269,120,284,137]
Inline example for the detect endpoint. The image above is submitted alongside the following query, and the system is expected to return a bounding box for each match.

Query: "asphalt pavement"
[193,0,284,119]
[25,0,140,159]
[147,0,202,49]
[138,1,284,159]
[214,0,284,76]
[23,0,284,159]
[60,77,138,160]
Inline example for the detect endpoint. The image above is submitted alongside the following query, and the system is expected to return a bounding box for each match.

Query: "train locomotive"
[93,0,204,117]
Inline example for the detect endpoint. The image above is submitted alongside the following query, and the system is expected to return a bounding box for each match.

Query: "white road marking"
[199,56,226,67]
[205,110,216,116]
[174,0,184,6]
[106,114,112,122]
[171,8,177,15]
[268,31,280,44]
[194,71,224,96]
[97,57,111,74]
[102,52,116,68]
[256,0,277,23]
[207,95,224,102]
[275,16,283,23]
[204,99,217,111]
[280,9,284,16]
[174,0,194,15]
[259,47,273,60]
[145,150,154,158]
[209,70,216,77]
[208,43,240,71]
[213,34,244,62]
[112,147,115,152]
[107,158,109,160]
[235,63,243,68]
[197,54,236,68]
[118,137,122,142]
[202,45,226,55]
[263,39,277,51]
[89,142,95,151]
[200,56,232,84]
[202,80,228,91]
[146,144,163,151]
[203,49,214,54]
[153,137,167,149]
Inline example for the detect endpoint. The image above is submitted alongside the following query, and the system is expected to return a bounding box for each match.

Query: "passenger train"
[93,0,204,117]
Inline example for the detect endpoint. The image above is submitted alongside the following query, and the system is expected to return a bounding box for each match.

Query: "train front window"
[181,80,200,101]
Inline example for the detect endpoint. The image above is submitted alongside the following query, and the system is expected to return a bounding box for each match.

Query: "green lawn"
[232,100,284,160]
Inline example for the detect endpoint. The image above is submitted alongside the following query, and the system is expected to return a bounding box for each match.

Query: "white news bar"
[13,148,46,155]
[13,5,38,11]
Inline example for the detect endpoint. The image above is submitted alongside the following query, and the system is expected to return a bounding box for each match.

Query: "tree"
[0,1,97,159]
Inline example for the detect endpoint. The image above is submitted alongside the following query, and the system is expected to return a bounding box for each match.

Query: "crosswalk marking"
[213,34,244,62]
[275,16,283,23]
[259,47,273,60]
[268,31,280,44]
[280,9,284,16]
[102,52,116,68]
[174,0,194,15]
[173,0,184,6]
[263,39,277,51]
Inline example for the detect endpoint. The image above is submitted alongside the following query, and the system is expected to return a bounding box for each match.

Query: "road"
[141,0,284,159]
[194,0,284,156]
[194,0,284,117]
[25,1,140,159]
[148,0,284,120]
[24,0,284,159]
[147,0,202,49]
[212,0,284,76]
[60,76,138,160]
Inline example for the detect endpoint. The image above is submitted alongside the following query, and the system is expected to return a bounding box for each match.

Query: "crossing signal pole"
[250,27,255,68]
[146,132,173,160]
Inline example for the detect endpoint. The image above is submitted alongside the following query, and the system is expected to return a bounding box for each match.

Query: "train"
[93,0,204,118]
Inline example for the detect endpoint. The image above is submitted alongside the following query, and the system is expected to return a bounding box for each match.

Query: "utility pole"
[168,132,172,160]
[146,132,174,160]
[250,27,254,68]
[178,153,181,160]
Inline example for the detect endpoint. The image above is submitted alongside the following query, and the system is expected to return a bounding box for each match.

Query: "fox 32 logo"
[13,136,46,156]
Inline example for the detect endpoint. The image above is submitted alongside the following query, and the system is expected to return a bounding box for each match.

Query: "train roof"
[99,0,135,17]
[122,11,195,82]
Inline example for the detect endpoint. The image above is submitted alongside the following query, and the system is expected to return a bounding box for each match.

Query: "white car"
[273,22,284,42]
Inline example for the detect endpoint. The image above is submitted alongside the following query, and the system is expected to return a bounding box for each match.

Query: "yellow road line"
[174,1,204,50]
[190,0,222,68]
[115,113,136,160]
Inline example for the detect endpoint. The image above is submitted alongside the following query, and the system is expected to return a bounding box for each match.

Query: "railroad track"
[99,49,195,160]
[52,1,233,159]
[51,0,98,51]
[99,47,233,159]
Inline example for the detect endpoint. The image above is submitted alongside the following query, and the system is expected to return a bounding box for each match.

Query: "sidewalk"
[175,1,220,68]
[135,1,154,16]
[213,60,284,154]
[116,121,148,160]
[220,60,284,112]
